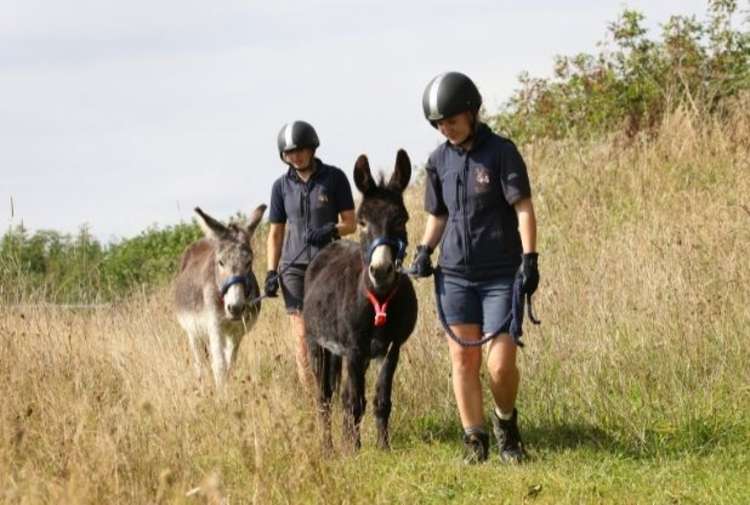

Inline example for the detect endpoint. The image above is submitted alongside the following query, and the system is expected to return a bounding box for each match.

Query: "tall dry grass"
[1,104,749,504]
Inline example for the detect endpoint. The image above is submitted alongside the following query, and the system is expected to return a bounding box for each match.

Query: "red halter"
[364,285,399,327]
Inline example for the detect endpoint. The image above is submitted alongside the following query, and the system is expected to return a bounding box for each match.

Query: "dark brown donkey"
[304,149,417,450]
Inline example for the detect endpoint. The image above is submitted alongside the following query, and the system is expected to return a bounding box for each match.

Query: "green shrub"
[0,222,202,304]
[492,0,750,142]
[99,223,202,299]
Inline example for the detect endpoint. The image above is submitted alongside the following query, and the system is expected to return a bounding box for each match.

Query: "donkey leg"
[308,341,334,451]
[178,313,207,382]
[374,343,401,450]
[342,352,368,450]
[223,334,238,374]
[186,330,206,381]
[207,324,227,390]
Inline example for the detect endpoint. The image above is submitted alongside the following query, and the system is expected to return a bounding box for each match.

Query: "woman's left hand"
[306,223,339,247]
[520,253,539,295]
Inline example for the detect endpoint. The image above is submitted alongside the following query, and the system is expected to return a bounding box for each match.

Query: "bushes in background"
[492,0,749,142]
[0,222,202,303]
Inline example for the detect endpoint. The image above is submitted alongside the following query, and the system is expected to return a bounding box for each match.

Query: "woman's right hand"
[264,270,280,297]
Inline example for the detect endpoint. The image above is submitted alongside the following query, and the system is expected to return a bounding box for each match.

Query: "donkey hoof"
[377,436,391,450]
[344,434,362,452]
[321,438,334,456]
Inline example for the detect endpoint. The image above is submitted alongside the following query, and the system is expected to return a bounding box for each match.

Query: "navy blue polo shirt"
[424,123,531,279]
[269,159,354,266]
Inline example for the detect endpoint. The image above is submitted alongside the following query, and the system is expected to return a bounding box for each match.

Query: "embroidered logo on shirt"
[475,167,490,185]
[318,193,329,204]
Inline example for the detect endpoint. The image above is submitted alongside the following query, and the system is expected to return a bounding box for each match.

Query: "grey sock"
[464,426,487,437]
[494,406,513,421]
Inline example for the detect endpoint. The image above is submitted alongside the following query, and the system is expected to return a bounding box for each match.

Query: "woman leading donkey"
[264,121,357,387]
[410,72,540,464]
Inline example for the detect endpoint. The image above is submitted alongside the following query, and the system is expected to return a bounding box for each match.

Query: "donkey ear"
[353,154,375,195]
[387,149,411,193]
[246,204,267,236]
[194,207,228,241]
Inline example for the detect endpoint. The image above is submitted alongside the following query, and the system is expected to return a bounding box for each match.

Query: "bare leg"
[446,324,484,429]
[290,312,314,391]
[486,333,519,413]
[487,332,526,463]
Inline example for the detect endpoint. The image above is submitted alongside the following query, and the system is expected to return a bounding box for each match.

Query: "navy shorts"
[280,264,307,314]
[435,270,514,334]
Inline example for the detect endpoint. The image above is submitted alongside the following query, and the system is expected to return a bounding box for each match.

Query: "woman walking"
[410,72,539,463]
[265,120,356,387]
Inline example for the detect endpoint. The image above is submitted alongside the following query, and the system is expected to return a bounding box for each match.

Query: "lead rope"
[431,267,540,348]
[241,243,313,308]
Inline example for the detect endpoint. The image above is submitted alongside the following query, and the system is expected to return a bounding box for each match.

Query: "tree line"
[0,223,203,303]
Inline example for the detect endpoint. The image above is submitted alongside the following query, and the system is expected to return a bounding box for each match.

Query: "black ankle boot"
[491,408,528,464]
[462,431,489,464]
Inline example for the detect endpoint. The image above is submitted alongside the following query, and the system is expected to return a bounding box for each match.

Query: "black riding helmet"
[277,120,320,159]
[422,72,482,128]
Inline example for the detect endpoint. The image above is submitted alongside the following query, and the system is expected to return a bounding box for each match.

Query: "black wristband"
[417,244,433,255]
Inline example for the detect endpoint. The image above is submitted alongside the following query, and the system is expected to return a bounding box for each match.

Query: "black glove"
[306,222,339,247]
[520,253,539,296]
[409,245,434,278]
[264,270,279,297]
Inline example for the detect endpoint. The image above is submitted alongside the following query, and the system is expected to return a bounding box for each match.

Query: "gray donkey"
[175,205,266,388]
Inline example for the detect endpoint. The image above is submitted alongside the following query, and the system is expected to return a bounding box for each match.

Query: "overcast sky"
[1,0,710,242]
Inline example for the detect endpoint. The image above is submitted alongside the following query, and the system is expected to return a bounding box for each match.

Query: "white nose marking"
[368,244,393,286]
[224,283,244,312]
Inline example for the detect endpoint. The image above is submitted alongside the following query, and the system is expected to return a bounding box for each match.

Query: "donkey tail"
[327,353,342,396]
[309,343,340,403]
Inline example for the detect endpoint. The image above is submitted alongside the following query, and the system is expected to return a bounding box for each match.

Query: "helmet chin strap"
[455,111,479,150]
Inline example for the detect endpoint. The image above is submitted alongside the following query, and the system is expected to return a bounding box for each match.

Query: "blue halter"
[366,236,407,266]
[219,274,253,300]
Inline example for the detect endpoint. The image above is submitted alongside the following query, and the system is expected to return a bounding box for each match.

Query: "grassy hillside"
[1,105,749,504]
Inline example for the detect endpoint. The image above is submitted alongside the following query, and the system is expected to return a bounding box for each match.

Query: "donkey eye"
[218,260,225,267]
